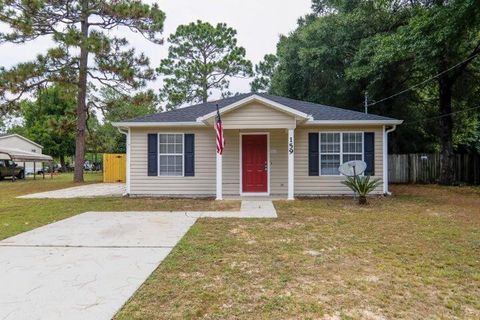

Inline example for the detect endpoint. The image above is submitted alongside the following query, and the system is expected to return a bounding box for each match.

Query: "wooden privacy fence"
[103,153,126,183]
[388,153,480,184]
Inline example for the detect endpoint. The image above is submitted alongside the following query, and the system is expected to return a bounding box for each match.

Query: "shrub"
[341,175,382,205]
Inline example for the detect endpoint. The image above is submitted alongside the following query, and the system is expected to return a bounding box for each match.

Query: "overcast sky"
[0,0,311,101]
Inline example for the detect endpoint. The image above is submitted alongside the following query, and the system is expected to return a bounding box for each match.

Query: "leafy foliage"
[250,54,278,93]
[341,175,382,205]
[88,88,159,153]
[9,86,76,167]
[158,20,253,108]
[346,0,480,184]
[0,0,165,181]
[269,0,480,183]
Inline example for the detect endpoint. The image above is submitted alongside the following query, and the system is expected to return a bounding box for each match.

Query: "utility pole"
[364,91,368,114]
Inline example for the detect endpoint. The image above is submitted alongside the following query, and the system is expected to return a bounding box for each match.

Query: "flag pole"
[215,104,223,200]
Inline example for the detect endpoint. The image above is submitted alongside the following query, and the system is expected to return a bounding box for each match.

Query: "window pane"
[159,134,183,154]
[159,155,183,176]
[158,134,184,176]
[175,143,183,153]
[321,154,340,175]
[159,144,167,153]
[175,156,182,166]
[321,133,327,142]
[343,154,362,163]
[334,133,340,143]
[320,133,340,154]
[343,132,362,153]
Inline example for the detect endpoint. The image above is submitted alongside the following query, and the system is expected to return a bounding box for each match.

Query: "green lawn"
[1,175,479,319]
[0,173,239,240]
[116,185,480,320]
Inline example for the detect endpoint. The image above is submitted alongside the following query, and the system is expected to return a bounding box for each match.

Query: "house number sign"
[288,137,294,154]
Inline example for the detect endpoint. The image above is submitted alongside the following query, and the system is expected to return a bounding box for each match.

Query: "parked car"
[84,161,93,171]
[0,160,24,180]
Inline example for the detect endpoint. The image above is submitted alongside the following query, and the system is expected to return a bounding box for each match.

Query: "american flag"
[215,104,225,155]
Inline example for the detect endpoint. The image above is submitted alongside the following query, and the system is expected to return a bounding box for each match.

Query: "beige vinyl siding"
[222,130,240,195]
[129,128,216,195]
[221,102,296,129]
[294,126,384,195]
[128,125,385,196]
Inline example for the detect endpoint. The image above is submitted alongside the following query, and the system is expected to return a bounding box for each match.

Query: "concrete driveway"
[17,183,125,199]
[0,201,276,320]
[0,212,197,320]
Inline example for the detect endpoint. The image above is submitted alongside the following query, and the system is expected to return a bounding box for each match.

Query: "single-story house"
[0,133,46,174]
[113,93,403,199]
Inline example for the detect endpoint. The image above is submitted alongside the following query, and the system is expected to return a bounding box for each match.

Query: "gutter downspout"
[117,127,130,196]
[383,125,397,195]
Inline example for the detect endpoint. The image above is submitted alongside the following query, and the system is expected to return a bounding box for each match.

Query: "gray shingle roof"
[122,93,399,123]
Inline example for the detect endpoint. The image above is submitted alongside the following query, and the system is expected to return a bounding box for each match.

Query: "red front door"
[242,134,268,193]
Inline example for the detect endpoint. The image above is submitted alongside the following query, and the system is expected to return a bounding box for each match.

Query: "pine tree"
[0,0,165,182]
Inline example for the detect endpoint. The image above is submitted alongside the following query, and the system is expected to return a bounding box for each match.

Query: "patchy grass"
[116,185,480,320]
[0,173,239,240]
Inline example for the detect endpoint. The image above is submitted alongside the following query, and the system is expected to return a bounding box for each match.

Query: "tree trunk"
[438,77,454,185]
[358,196,367,205]
[73,7,89,183]
[202,55,208,103]
[60,154,66,171]
[202,80,208,103]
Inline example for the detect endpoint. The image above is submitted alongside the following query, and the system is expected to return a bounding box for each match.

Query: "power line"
[402,105,480,126]
[367,52,480,108]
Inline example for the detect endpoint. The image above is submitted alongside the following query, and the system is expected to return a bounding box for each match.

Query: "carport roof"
[0,147,53,162]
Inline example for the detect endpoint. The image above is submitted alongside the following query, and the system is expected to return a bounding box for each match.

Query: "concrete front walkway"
[0,201,276,320]
[17,183,125,199]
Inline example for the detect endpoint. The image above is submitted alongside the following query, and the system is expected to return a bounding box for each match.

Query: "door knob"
[264,162,268,171]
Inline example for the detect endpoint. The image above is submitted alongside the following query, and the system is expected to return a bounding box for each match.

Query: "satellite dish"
[338,160,367,177]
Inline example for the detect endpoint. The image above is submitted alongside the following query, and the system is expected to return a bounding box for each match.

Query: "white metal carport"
[0,147,54,180]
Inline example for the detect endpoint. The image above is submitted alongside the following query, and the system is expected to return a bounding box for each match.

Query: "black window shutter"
[308,132,319,176]
[364,132,375,176]
[184,134,195,176]
[147,134,158,176]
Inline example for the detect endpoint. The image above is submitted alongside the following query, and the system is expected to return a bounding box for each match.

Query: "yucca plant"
[341,175,382,205]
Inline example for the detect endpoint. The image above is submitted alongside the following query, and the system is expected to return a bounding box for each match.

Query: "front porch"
[215,128,295,200]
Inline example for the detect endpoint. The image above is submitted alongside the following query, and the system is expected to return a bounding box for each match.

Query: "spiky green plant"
[341,176,382,205]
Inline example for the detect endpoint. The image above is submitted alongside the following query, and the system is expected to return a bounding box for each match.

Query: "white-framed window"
[158,133,184,176]
[319,132,363,175]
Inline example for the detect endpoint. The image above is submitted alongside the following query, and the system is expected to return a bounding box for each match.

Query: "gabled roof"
[0,133,43,149]
[113,93,402,126]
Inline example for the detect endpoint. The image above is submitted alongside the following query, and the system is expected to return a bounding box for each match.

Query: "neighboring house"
[0,133,44,174]
[113,93,403,199]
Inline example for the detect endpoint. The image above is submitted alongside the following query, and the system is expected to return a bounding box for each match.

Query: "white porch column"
[383,126,388,194]
[216,152,223,200]
[287,128,295,200]
[126,128,131,194]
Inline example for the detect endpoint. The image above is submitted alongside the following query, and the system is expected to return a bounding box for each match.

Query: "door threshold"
[240,192,270,196]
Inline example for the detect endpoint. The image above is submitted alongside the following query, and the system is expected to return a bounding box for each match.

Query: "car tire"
[17,171,25,180]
